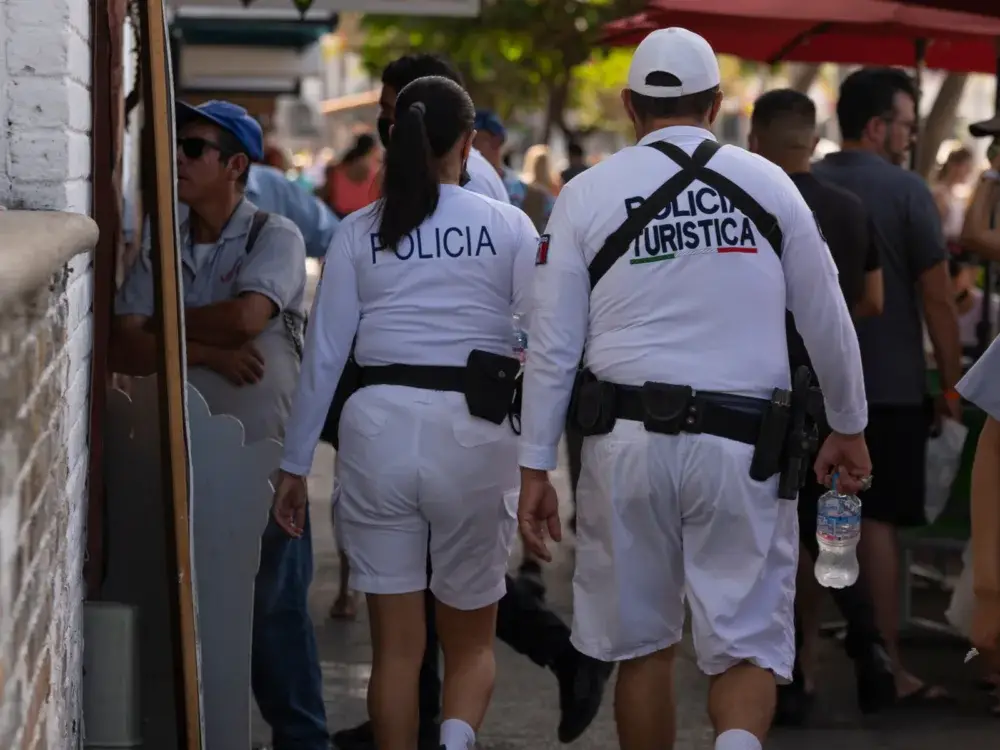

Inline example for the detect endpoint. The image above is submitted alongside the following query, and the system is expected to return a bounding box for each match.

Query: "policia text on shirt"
[625,187,760,262]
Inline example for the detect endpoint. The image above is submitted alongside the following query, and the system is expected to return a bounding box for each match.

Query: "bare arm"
[961,176,1000,259]
[109,314,218,376]
[853,269,884,318]
[920,261,963,394]
[971,417,1000,599]
[184,293,278,349]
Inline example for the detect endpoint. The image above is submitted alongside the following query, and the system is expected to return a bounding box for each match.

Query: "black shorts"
[858,404,931,528]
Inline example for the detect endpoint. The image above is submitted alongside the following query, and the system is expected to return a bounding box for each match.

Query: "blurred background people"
[521,144,560,199]
[560,141,589,185]
[320,132,382,219]
[932,146,975,255]
[472,110,555,231]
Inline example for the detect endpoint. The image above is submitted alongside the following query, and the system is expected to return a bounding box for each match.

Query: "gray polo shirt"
[814,151,947,407]
[115,198,307,443]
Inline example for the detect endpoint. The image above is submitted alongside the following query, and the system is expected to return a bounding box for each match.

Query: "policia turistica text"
[516,28,873,750]
[272,77,537,750]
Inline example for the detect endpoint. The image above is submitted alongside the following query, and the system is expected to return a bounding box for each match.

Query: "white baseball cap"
[627,27,721,98]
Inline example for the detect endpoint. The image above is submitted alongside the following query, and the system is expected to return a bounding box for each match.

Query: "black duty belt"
[359,363,466,393]
[613,383,767,446]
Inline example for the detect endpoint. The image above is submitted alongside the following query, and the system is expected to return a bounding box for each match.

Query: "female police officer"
[272,76,538,750]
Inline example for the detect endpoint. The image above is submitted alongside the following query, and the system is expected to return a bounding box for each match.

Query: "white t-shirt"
[465,147,510,203]
[280,184,538,475]
[959,288,1000,348]
[518,125,868,470]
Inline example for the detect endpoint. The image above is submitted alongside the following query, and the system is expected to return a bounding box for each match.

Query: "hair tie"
[409,102,426,117]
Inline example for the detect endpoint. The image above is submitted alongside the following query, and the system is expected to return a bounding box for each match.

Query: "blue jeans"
[252,506,329,749]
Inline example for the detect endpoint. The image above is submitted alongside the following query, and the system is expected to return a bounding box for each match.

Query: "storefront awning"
[171,14,336,48]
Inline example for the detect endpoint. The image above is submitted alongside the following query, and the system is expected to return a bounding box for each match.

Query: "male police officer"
[331,54,611,750]
[376,54,509,204]
[110,101,328,750]
[517,29,871,750]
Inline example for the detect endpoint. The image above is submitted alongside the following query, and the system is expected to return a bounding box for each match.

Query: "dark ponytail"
[376,75,475,251]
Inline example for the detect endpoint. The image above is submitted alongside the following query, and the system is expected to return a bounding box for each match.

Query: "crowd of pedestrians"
[109,25,1000,750]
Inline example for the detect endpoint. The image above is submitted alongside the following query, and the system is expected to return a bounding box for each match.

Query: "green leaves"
[358,0,646,125]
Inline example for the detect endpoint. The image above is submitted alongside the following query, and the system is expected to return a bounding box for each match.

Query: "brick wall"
[0,0,94,748]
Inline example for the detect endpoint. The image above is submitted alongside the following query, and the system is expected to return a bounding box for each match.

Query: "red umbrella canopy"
[602,0,1000,73]
[875,0,1000,19]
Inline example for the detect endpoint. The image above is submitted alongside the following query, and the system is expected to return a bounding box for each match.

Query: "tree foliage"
[358,0,647,134]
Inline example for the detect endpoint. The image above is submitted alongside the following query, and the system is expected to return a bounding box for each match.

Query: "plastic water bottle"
[512,312,528,366]
[814,476,862,589]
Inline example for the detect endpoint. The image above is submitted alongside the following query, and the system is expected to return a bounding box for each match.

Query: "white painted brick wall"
[0,0,93,747]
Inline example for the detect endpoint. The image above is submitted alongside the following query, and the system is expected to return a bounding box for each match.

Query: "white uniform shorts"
[572,420,798,682]
[334,385,519,610]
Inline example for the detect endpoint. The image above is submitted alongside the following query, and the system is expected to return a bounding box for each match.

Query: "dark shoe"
[553,650,613,743]
[331,720,439,750]
[516,559,547,601]
[854,644,896,715]
[773,680,814,727]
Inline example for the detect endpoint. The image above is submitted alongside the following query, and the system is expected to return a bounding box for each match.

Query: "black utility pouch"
[639,382,695,435]
[322,354,363,450]
[568,369,617,436]
[749,387,791,482]
[464,349,520,425]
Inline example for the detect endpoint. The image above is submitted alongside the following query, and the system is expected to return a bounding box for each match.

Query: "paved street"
[251,263,999,748]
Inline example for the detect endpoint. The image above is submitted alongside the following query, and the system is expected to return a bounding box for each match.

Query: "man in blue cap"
[111,99,329,750]
[473,109,555,231]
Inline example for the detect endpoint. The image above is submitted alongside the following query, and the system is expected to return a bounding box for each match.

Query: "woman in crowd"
[521,143,560,199]
[932,146,974,255]
[272,75,537,750]
[956,335,1000,715]
[320,133,381,218]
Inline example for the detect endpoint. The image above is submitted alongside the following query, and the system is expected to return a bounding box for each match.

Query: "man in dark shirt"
[813,68,962,707]
[750,88,894,724]
[560,141,589,185]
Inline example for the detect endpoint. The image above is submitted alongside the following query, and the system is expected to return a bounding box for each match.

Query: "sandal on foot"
[895,684,954,709]
[329,594,358,620]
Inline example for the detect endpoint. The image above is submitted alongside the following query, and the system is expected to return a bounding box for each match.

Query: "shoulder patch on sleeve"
[812,211,828,245]
[536,234,551,266]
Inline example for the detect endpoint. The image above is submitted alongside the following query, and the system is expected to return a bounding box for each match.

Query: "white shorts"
[571,420,798,682]
[334,385,519,611]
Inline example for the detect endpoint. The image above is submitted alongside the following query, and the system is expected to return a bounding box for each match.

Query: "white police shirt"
[280,184,538,475]
[519,125,868,470]
[466,147,511,203]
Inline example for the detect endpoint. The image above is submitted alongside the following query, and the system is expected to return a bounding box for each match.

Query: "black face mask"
[376,117,392,149]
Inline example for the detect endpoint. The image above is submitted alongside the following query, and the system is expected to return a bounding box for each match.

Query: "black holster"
[749,387,792,482]
[320,353,363,450]
[567,369,617,436]
[776,366,821,500]
[463,350,521,426]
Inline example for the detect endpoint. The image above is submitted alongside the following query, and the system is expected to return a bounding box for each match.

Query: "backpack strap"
[587,140,719,290]
[587,139,784,291]
[246,210,271,254]
[644,141,783,258]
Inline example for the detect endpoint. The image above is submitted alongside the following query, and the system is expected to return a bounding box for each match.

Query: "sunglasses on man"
[177,136,227,160]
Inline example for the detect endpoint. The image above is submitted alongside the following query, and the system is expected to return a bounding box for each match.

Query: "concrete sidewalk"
[251,434,999,750]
